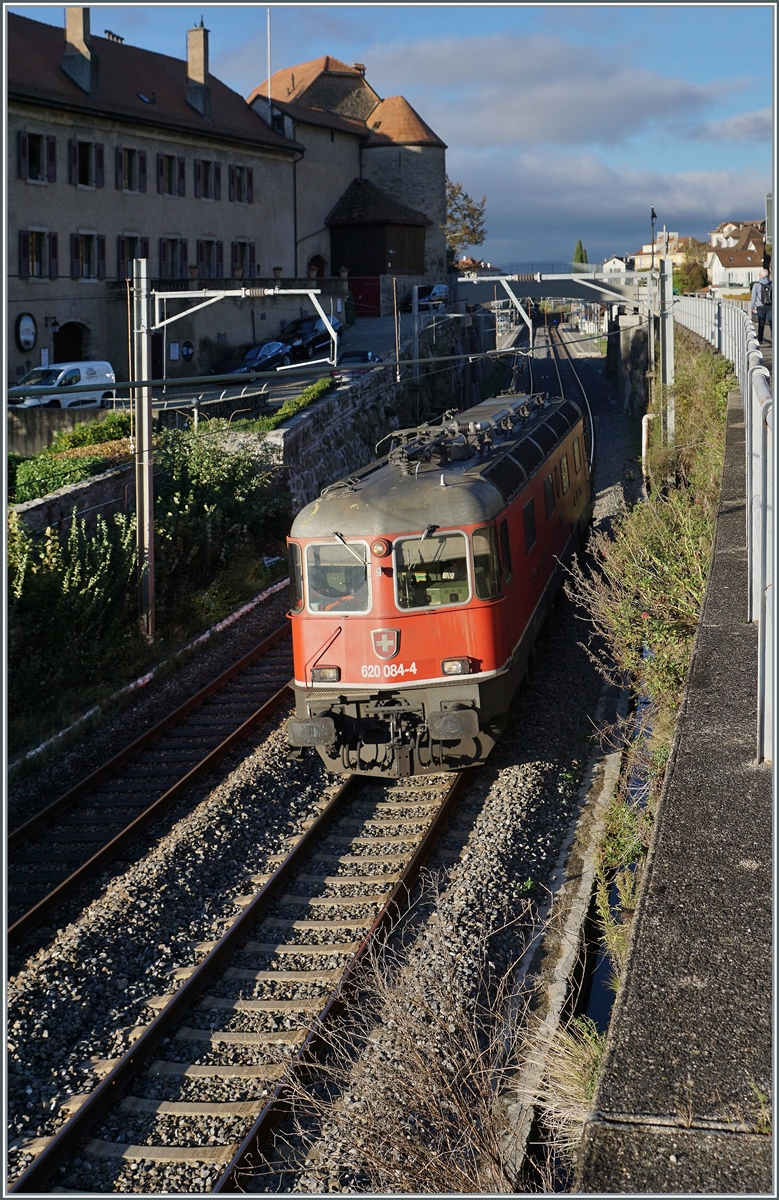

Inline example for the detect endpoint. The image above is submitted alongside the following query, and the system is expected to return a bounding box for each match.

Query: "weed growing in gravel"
[240,889,539,1194]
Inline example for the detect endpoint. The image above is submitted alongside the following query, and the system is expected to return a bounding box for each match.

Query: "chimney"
[62,7,99,95]
[353,62,366,76]
[186,20,211,118]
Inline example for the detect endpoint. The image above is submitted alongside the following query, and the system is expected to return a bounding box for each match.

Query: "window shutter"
[228,164,235,202]
[95,143,105,187]
[196,240,204,278]
[231,241,240,271]
[216,241,224,277]
[179,239,188,278]
[46,136,57,183]
[71,233,80,278]
[141,237,149,260]
[117,236,127,279]
[97,234,106,278]
[156,153,165,194]
[138,151,147,193]
[213,162,221,200]
[48,232,59,279]
[177,156,186,196]
[159,237,168,279]
[249,243,256,277]
[69,138,78,185]
[115,146,124,190]
[18,131,29,179]
[194,159,202,198]
[18,230,30,278]
[247,168,254,204]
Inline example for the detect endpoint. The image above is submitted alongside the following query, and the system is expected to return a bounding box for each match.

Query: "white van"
[8,361,116,409]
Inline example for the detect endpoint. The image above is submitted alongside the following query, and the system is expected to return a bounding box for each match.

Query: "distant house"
[603,255,634,273]
[705,225,765,291]
[708,219,766,249]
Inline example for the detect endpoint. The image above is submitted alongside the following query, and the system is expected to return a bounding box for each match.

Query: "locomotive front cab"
[287,523,510,777]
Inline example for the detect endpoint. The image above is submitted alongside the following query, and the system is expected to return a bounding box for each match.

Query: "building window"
[228,164,254,204]
[158,154,186,196]
[18,131,56,182]
[158,237,189,280]
[18,230,58,279]
[196,238,224,279]
[115,147,147,193]
[195,159,222,200]
[70,233,106,279]
[231,240,256,278]
[117,235,150,279]
[69,140,104,187]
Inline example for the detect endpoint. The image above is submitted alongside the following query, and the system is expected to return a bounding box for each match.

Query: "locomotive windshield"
[306,542,370,612]
[395,532,470,609]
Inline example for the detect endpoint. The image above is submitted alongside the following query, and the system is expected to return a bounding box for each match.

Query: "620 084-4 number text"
[361,662,418,679]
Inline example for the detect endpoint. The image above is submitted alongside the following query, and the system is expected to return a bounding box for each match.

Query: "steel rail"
[8,624,292,947]
[213,768,472,1193]
[550,324,597,473]
[9,774,360,1194]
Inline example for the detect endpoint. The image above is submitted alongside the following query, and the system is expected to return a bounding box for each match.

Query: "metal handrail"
[675,295,773,763]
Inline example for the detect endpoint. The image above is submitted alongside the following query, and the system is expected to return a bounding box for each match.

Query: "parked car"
[7,361,116,408]
[211,341,292,378]
[400,283,449,312]
[330,350,383,385]
[279,314,343,360]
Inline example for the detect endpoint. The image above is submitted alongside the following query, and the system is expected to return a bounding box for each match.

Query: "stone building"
[8,8,300,382]
[248,57,447,314]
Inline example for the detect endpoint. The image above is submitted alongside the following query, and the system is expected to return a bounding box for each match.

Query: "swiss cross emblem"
[372,629,400,659]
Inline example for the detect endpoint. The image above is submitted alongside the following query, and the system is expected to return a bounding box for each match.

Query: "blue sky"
[9,3,774,264]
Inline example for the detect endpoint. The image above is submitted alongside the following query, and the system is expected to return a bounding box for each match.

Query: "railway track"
[8,623,293,951]
[10,769,470,1194]
[527,319,596,471]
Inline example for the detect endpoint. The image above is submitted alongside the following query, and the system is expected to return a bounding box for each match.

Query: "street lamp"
[650,206,657,271]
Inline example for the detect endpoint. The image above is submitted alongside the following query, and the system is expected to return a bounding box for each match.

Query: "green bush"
[48,411,132,453]
[14,454,109,503]
[7,453,25,500]
[235,376,332,433]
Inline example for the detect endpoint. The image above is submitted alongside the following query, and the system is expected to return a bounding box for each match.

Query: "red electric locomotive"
[286,391,592,777]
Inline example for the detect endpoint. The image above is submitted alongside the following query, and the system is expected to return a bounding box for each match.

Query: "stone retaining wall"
[11,464,135,535]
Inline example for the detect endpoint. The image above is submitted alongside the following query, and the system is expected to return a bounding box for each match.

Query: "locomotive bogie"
[286,392,593,777]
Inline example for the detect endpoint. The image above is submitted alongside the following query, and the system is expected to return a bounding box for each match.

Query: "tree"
[573,238,588,266]
[443,177,487,267]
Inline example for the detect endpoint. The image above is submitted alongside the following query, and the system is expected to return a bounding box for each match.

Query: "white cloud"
[688,107,773,142]
[364,33,732,148]
[446,148,770,262]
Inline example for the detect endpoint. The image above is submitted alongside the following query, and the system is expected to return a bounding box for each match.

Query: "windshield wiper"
[333,531,367,571]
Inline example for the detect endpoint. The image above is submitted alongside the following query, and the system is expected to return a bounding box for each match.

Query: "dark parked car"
[211,341,292,378]
[330,350,383,385]
[279,315,343,360]
[400,283,449,312]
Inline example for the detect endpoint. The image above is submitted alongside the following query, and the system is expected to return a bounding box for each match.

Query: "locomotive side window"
[473,526,502,598]
[523,499,537,552]
[544,474,555,519]
[306,542,370,612]
[395,532,469,609]
[560,453,570,494]
[288,542,304,613]
[573,436,582,473]
[499,519,512,582]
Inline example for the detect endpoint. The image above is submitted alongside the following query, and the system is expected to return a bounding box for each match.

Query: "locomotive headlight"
[311,666,341,683]
[371,538,392,558]
[441,657,471,675]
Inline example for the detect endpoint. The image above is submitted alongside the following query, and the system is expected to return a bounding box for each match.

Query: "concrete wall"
[9,99,296,384]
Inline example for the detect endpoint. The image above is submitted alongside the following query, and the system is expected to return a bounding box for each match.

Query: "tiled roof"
[325,178,431,227]
[366,96,446,147]
[711,247,764,268]
[255,96,370,139]
[249,56,363,105]
[8,13,298,151]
